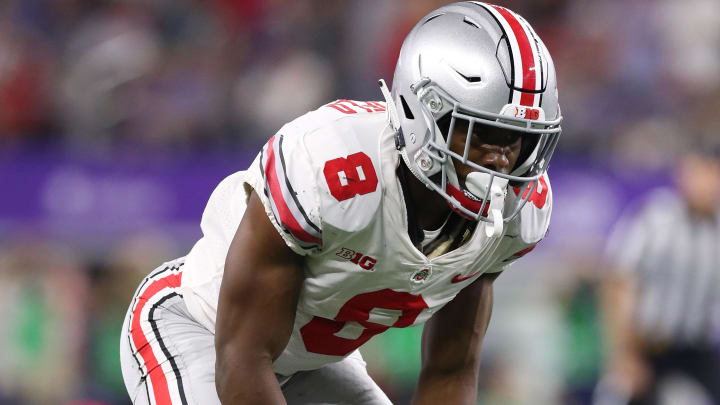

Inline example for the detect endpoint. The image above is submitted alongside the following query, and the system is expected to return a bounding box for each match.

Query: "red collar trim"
[446,184,489,219]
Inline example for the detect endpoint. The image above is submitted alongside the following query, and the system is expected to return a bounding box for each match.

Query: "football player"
[119,2,562,404]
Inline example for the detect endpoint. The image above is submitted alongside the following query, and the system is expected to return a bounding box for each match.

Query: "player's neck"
[405,171,451,230]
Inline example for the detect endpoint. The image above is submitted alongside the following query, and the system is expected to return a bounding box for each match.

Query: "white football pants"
[119,259,393,405]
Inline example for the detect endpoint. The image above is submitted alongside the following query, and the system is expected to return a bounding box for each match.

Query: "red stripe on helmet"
[492,6,538,106]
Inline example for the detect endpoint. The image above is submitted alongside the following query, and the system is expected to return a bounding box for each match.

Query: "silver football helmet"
[381,1,562,236]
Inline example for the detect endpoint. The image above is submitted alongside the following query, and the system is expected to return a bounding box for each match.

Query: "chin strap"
[378,79,401,132]
[465,172,508,238]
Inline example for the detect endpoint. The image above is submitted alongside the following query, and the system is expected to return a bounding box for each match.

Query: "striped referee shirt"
[606,188,720,346]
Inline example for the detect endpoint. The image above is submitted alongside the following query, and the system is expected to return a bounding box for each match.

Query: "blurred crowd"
[1,0,720,404]
[4,0,716,155]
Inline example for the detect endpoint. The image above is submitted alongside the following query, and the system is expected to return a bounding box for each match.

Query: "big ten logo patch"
[336,248,377,271]
[513,106,541,120]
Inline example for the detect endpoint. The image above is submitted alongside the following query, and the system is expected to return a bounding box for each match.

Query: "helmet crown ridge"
[387,1,562,226]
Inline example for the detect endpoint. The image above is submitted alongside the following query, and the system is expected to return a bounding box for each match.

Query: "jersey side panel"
[181,171,252,332]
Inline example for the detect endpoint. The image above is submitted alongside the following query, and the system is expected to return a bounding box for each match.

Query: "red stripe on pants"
[130,272,182,405]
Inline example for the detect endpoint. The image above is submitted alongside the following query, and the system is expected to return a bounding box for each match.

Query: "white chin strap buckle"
[465,172,508,238]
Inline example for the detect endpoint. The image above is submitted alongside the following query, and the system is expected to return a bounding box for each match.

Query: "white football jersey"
[180,99,552,376]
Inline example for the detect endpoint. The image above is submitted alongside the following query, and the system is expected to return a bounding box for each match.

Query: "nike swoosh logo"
[451,269,483,283]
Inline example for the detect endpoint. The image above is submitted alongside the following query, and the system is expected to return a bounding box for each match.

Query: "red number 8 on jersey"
[323,152,378,202]
[300,289,428,356]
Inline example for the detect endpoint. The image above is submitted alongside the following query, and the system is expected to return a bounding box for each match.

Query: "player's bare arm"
[214,191,304,405]
[412,271,500,405]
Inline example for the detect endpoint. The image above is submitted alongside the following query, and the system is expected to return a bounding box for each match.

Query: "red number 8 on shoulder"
[323,152,378,202]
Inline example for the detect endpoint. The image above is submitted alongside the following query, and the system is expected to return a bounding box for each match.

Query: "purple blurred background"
[1,0,718,404]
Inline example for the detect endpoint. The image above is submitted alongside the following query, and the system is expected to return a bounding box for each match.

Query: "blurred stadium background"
[1,0,719,404]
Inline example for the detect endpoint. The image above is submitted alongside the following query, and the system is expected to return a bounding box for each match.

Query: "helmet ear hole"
[400,96,415,120]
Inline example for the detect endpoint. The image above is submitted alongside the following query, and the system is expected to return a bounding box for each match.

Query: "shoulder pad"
[300,107,388,234]
[250,101,391,254]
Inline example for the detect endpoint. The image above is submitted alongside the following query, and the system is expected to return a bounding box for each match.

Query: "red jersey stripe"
[130,272,182,405]
[513,244,537,258]
[264,136,322,245]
